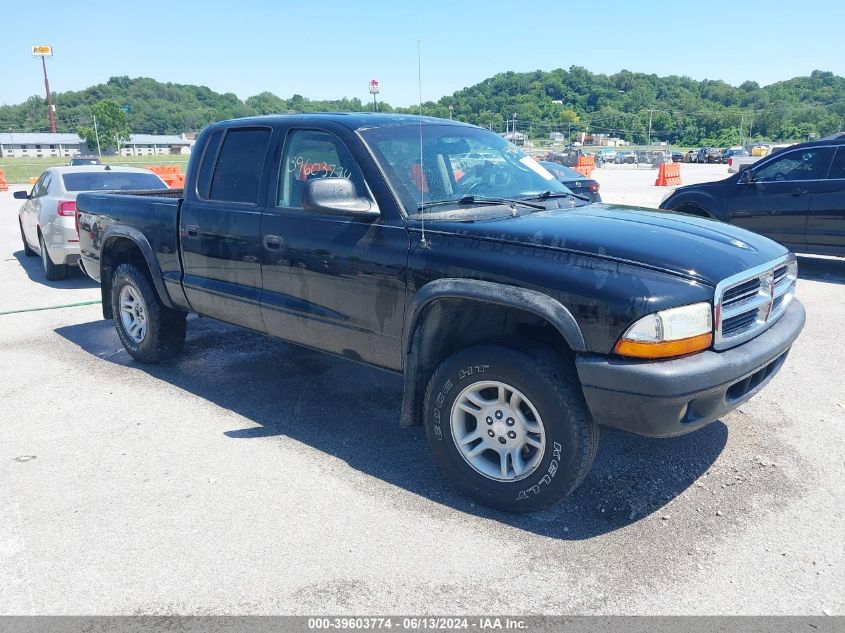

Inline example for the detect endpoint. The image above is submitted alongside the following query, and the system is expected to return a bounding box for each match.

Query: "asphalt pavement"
[0,172,843,615]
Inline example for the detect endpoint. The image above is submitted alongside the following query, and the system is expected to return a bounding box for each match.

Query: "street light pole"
[41,56,57,133]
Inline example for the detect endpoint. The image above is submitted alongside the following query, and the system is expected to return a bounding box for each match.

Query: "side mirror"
[13,190,30,200]
[738,169,754,183]
[301,178,379,218]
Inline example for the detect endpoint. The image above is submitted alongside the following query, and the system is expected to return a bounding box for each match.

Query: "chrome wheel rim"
[450,380,546,482]
[119,284,147,344]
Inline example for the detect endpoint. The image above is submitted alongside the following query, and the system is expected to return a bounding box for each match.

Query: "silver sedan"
[16,165,167,280]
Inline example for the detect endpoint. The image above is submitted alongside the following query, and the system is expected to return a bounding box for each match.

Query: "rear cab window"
[206,127,272,204]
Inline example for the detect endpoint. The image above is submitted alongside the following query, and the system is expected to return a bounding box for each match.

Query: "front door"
[727,147,834,251]
[23,171,50,246]
[259,126,409,370]
[179,125,273,332]
[807,146,845,252]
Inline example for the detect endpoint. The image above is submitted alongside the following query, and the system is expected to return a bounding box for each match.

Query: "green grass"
[0,155,191,184]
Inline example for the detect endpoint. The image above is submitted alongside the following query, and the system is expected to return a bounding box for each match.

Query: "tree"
[77,100,131,153]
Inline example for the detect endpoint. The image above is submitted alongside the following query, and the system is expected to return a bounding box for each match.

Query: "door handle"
[791,188,806,197]
[185,224,201,238]
[263,235,283,250]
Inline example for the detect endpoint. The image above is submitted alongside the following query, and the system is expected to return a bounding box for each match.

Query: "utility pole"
[92,114,102,157]
[41,56,56,133]
[448,105,453,120]
[739,113,745,146]
[647,109,654,148]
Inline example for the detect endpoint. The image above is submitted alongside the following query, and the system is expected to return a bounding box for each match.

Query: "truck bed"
[76,189,185,286]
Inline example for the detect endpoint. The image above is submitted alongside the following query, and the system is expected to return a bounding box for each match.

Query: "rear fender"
[100,226,175,318]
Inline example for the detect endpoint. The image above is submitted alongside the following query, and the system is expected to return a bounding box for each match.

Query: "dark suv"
[661,133,845,256]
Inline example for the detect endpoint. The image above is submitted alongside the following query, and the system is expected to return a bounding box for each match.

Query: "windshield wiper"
[527,190,592,203]
[416,195,545,212]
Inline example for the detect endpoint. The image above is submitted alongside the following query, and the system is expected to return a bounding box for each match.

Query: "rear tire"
[20,220,36,257]
[423,344,599,512]
[39,233,67,281]
[111,263,187,363]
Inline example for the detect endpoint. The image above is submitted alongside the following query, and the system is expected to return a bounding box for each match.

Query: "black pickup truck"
[76,114,805,512]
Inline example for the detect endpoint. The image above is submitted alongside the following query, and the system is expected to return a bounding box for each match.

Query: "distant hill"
[1,69,842,145]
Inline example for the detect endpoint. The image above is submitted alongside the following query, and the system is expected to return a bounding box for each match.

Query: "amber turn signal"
[614,332,713,359]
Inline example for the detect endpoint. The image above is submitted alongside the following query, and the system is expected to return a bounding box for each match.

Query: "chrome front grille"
[713,255,797,350]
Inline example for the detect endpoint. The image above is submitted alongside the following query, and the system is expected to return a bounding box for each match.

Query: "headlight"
[614,302,713,359]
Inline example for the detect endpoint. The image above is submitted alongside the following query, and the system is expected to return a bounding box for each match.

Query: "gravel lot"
[1,167,843,615]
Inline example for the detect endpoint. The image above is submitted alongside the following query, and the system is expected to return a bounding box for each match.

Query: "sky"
[1,0,843,108]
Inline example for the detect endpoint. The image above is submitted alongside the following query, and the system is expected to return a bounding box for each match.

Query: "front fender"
[663,190,727,221]
[399,278,587,428]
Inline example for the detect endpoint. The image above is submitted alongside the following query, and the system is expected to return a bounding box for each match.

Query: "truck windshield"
[62,171,165,191]
[359,124,570,216]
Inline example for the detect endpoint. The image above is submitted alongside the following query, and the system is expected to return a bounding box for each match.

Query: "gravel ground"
[0,174,843,616]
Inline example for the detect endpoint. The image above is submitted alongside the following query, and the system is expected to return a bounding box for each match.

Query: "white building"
[0,132,194,158]
[119,134,193,156]
[0,133,89,159]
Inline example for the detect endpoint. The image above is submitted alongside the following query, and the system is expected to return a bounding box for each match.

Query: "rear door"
[806,146,845,253]
[727,146,834,251]
[179,126,273,332]
[258,124,409,370]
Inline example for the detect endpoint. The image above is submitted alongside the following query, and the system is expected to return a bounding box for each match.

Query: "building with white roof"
[119,134,193,157]
[0,132,194,159]
[0,133,89,159]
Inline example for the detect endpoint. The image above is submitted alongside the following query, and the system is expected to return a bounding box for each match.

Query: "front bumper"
[575,299,805,437]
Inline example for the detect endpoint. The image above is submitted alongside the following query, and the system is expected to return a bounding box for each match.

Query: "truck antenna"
[417,39,429,249]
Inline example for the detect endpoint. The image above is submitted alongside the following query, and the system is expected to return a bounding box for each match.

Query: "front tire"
[423,344,599,512]
[39,233,67,281]
[111,263,187,363]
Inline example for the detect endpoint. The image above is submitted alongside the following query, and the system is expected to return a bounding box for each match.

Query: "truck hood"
[423,203,788,287]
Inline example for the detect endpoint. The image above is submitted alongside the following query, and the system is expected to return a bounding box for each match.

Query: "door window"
[208,127,271,204]
[754,148,833,182]
[278,130,367,209]
[827,147,845,180]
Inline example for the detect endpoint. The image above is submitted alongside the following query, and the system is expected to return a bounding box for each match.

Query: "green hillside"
[1,68,842,146]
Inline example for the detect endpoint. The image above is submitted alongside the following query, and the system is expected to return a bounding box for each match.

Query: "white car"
[16,166,167,280]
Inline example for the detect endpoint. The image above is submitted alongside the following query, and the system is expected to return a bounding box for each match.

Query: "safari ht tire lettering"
[424,345,598,512]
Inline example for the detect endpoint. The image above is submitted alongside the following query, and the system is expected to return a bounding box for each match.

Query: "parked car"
[614,151,636,164]
[722,146,749,163]
[684,149,700,163]
[68,155,102,166]
[660,133,845,257]
[703,147,723,163]
[671,151,684,163]
[76,114,804,512]
[539,161,602,202]
[15,166,168,280]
